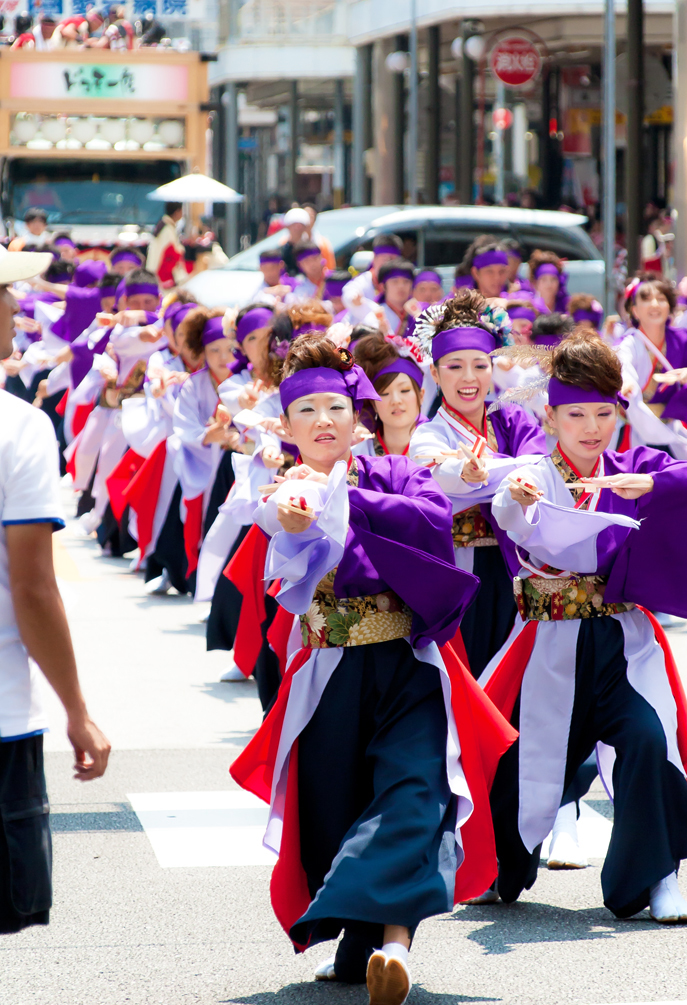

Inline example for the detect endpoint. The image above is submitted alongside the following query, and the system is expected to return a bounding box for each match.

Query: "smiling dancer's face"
[430,350,492,423]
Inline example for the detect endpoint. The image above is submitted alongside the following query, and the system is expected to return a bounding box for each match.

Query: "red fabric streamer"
[55,390,69,417]
[224,524,269,676]
[72,401,94,438]
[637,607,687,772]
[439,642,518,903]
[482,621,538,723]
[105,449,145,524]
[182,494,204,576]
[124,439,168,560]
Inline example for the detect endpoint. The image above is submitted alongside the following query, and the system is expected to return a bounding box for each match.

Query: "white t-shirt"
[0,390,64,740]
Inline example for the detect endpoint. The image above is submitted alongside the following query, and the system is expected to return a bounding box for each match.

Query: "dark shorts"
[0,735,52,934]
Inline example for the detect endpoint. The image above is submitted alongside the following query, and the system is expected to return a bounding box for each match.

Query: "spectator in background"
[49,7,104,47]
[146,202,187,287]
[87,4,134,49]
[8,208,49,251]
[278,208,311,276]
[0,247,110,936]
[31,13,56,50]
[11,12,35,48]
[139,11,166,45]
[301,201,336,270]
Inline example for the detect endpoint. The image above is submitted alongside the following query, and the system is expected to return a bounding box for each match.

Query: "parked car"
[184,205,604,307]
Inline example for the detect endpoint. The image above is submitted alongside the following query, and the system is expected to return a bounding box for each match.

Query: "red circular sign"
[492,107,513,130]
[490,36,541,88]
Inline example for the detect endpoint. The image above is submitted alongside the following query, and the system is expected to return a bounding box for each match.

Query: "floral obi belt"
[514,573,634,622]
[452,505,497,548]
[300,568,413,648]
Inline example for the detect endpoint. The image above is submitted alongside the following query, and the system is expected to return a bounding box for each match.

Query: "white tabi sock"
[381,942,409,967]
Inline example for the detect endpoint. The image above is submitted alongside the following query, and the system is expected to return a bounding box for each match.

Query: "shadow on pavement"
[451,902,655,955]
[225,985,500,1004]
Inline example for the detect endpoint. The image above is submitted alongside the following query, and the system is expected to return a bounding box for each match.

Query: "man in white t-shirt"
[0,248,110,934]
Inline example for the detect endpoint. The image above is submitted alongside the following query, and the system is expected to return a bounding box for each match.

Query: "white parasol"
[147,172,244,203]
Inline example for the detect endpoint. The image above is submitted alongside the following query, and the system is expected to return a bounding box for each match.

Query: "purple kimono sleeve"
[347,456,479,648]
[69,329,111,390]
[605,447,687,616]
[491,404,547,457]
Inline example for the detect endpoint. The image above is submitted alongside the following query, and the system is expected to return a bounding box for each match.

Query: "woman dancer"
[616,275,687,457]
[171,308,238,587]
[485,331,687,922]
[231,334,515,1003]
[353,331,424,457]
[409,290,546,678]
[529,250,569,314]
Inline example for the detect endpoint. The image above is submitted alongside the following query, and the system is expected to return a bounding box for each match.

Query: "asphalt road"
[2,491,687,1005]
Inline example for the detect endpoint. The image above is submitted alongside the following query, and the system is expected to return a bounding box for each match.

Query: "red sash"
[106,449,145,524]
[224,524,270,675]
[124,439,168,560]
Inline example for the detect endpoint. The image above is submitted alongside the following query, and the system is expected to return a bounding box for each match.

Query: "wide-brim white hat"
[0,248,53,285]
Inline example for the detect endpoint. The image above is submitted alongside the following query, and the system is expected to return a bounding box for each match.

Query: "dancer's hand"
[575,473,654,499]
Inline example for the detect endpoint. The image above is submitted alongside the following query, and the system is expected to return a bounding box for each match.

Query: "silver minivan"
[185,205,604,307]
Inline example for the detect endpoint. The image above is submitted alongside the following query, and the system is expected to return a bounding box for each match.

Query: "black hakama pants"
[460,546,517,679]
[291,638,457,957]
[490,617,687,917]
[145,483,191,595]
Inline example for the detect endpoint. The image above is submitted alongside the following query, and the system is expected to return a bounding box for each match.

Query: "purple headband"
[453,275,475,290]
[165,302,195,334]
[573,306,603,329]
[532,334,562,347]
[74,259,108,287]
[115,278,126,305]
[414,270,442,287]
[280,363,380,413]
[472,249,508,270]
[236,307,273,343]
[293,323,328,338]
[99,286,118,300]
[509,306,536,323]
[375,357,423,386]
[432,326,496,362]
[260,252,284,264]
[373,245,401,257]
[54,235,75,249]
[324,277,348,297]
[534,263,561,280]
[202,316,227,346]
[111,248,143,266]
[296,246,322,262]
[125,283,160,298]
[548,376,627,409]
[382,267,413,284]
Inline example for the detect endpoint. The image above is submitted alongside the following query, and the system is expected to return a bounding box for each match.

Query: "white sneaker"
[73,510,100,537]
[144,568,171,595]
[460,881,500,905]
[314,955,336,981]
[547,803,587,869]
[128,554,141,573]
[366,951,411,1005]
[220,662,247,682]
[650,872,687,923]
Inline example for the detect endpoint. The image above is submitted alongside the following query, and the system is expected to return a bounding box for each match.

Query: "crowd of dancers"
[4,226,687,1005]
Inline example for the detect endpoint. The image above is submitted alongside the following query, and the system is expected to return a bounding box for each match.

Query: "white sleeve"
[255,462,350,613]
[2,406,64,527]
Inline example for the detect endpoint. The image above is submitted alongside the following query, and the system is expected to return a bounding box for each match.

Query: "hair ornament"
[487,373,551,414]
[479,302,513,345]
[411,302,451,356]
[491,343,554,374]
[624,276,641,302]
[338,346,355,369]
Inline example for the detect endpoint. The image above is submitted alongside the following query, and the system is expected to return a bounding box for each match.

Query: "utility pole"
[603,0,617,316]
[408,0,419,204]
[459,22,475,204]
[626,0,644,274]
[675,0,687,279]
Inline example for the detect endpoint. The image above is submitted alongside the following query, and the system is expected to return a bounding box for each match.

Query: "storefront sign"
[490,36,541,89]
[10,62,189,102]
